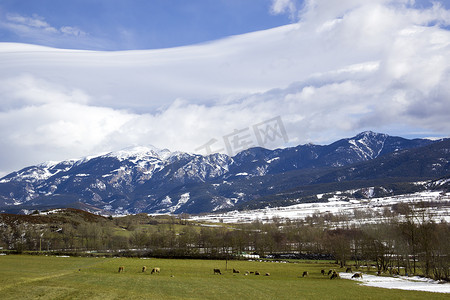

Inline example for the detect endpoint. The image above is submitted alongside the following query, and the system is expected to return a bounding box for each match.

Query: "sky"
[0,0,450,176]
[0,0,293,50]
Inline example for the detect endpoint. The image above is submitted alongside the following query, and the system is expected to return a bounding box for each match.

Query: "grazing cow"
[327,270,333,276]
[330,271,340,280]
[321,269,325,275]
[302,271,309,277]
[233,269,240,274]
[213,268,222,275]
[151,267,160,274]
[142,266,147,272]
[352,273,363,279]
[346,267,352,273]
[255,271,260,275]
[118,266,124,273]
[265,273,270,276]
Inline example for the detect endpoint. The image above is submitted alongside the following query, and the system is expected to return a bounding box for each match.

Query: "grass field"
[0,255,447,300]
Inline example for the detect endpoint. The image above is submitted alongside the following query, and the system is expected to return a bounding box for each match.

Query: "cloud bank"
[0,0,449,176]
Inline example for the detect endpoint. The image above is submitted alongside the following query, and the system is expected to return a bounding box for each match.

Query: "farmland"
[0,255,447,299]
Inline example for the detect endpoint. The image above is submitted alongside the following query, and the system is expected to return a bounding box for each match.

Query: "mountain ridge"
[0,131,446,215]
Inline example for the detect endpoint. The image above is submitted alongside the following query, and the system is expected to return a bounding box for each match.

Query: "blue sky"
[2,0,446,50]
[0,0,295,50]
[0,0,449,176]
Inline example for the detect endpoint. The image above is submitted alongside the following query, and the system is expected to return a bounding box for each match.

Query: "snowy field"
[190,191,450,224]
[340,273,450,294]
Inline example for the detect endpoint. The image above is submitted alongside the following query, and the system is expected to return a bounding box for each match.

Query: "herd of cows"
[118,266,161,274]
[212,267,363,280]
[117,265,363,280]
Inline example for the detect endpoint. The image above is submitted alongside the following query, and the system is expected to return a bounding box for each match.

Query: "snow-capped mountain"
[0,132,446,215]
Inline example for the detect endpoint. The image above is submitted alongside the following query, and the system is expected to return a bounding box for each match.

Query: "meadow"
[0,255,447,299]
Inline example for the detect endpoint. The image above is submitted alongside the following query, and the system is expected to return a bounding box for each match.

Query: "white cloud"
[270,0,300,20]
[0,12,88,47]
[60,26,86,37]
[0,1,449,176]
[0,74,90,111]
[5,13,58,33]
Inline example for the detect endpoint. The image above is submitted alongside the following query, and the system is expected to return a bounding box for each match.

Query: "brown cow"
[352,273,363,279]
[302,271,309,277]
[142,266,147,272]
[118,266,124,273]
[233,269,240,274]
[330,271,340,279]
[213,268,222,275]
[151,267,160,274]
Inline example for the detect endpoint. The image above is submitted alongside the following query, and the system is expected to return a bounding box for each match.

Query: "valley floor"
[0,255,448,299]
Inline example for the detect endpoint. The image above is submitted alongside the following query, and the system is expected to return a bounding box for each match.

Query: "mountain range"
[0,131,448,215]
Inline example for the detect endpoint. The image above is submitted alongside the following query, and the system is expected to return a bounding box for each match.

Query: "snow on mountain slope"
[1,145,169,184]
[346,131,388,159]
[106,145,172,162]
[0,132,446,215]
[0,160,79,184]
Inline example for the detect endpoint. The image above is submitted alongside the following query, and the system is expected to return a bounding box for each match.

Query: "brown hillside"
[0,208,106,227]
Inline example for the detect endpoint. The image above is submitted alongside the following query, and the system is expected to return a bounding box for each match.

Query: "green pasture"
[0,255,446,300]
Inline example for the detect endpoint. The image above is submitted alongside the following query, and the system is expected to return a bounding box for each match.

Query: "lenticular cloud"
[0,1,449,176]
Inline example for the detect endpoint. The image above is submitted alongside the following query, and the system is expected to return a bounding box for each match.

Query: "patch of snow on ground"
[190,191,450,224]
[340,273,450,293]
[38,209,64,215]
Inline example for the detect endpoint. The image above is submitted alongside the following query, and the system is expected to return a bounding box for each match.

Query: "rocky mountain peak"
[105,145,172,161]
